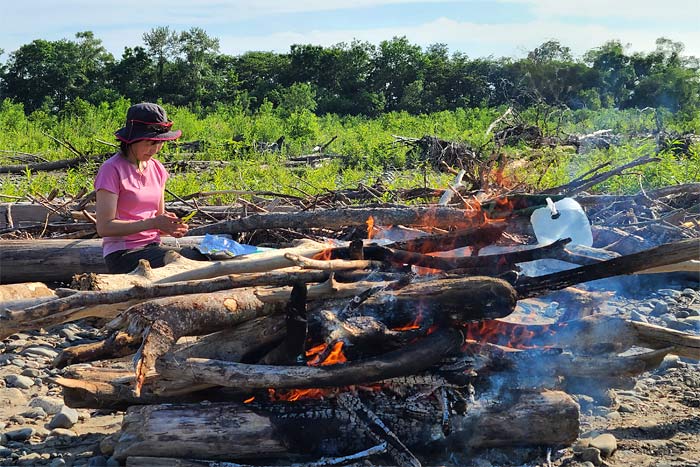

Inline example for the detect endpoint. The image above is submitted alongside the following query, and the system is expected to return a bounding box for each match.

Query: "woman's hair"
[119,141,130,157]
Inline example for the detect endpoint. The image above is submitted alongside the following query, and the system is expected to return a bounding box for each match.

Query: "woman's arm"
[95,189,187,238]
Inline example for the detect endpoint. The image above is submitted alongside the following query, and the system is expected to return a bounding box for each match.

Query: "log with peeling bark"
[155,327,464,390]
[111,391,578,463]
[74,239,329,290]
[187,206,484,236]
[0,236,208,284]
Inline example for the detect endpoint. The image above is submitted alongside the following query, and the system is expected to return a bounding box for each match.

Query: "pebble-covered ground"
[1,274,698,466]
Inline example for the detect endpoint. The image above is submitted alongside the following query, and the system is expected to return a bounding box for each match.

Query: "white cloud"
[499,0,700,21]
[217,17,700,58]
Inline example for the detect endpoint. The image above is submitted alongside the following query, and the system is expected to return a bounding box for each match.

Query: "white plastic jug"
[530,197,593,247]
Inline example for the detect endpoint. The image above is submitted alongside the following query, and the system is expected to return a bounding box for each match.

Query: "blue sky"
[2,0,699,60]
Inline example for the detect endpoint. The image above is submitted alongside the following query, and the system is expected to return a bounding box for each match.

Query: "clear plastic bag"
[197,234,270,258]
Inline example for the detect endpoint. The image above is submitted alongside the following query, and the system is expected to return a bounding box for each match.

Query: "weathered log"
[187,206,484,236]
[516,238,700,298]
[0,236,207,284]
[0,153,108,174]
[112,391,578,462]
[156,327,464,390]
[75,239,328,290]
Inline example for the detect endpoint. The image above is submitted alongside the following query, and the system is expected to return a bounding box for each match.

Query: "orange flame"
[461,319,557,349]
[307,341,347,366]
[269,388,328,402]
[366,215,375,240]
[243,396,255,403]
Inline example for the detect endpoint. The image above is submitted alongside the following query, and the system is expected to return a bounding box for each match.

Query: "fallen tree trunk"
[112,391,578,462]
[0,236,208,284]
[187,206,484,236]
[74,239,328,290]
[155,327,464,390]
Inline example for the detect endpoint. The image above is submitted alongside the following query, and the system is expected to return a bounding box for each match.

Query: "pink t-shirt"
[94,153,169,257]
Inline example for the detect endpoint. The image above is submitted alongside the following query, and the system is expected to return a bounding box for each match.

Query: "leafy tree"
[110,46,157,103]
[1,32,114,112]
[142,26,178,92]
[235,51,291,109]
[275,82,317,118]
[370,36,425,112]
[584,40,636,107]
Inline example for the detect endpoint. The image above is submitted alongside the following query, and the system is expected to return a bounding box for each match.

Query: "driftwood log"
[111,391,579,463]
[187,206,484,236]
[0,236,207,283]
[72,239,329,290]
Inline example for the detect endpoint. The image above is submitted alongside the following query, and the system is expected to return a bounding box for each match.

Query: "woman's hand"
[152,212,189,238]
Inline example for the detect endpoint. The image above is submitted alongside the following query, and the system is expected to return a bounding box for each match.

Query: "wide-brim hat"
[115,102,182,144]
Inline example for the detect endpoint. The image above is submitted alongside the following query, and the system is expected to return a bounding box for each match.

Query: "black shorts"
[104,242,208,274]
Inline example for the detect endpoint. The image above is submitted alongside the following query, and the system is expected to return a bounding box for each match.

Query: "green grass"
[0,99,697,202]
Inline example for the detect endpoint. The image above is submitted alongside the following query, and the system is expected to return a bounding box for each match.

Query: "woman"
[95,102,206,273]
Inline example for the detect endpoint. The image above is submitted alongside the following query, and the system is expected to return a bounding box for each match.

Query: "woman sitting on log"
[95,102,207,274]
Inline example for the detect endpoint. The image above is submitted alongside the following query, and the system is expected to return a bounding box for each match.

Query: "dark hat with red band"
[115,103,182,144]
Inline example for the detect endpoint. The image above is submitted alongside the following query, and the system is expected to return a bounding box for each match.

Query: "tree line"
[0,27,698,117]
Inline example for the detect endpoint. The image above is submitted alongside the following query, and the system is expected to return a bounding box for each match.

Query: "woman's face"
[129,140,165,162]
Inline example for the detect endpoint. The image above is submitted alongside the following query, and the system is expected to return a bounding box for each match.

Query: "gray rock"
[23,346,58,359]
[50,458,67,467]
[88,455,109,466]
[49,406,80,429]
[650,300,669,316]
[579,447,603,465]
[106,457,121,467]
[29,397,64,415]
[658,288,682,298]
[0,446,11,457]
[19,407,46,419]
[48,428,78,440]
[58,328,79,341]
[658,354,680,372]
[17,452,43,465]
[0,388,28,407]
[590,433,617,457]
[630,310,648,322]
[20,368,42,378]
[617,403,635,413]
[4,374,35,389]
[4,427,34,442]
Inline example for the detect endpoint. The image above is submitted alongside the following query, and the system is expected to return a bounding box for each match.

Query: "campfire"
[1,177,699,466]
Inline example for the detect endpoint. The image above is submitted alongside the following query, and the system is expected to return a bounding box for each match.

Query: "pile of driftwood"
[1,149,700,466]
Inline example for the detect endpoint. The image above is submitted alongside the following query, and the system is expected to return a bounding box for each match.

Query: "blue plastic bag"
[197,234,269,257]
